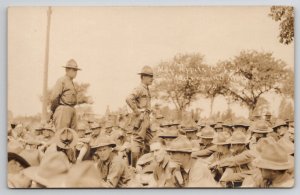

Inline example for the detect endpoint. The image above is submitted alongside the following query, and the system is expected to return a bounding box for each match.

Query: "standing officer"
[50,59,81,130]
[126,66,153,167]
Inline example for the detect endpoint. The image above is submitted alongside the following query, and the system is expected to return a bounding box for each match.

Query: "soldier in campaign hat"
[217,131,254,187]
[126,66,154,167]
[50,59,81,130]
[92,136,131,187]
[44,128,78,163]
[249,120,273,151]
[165,136,218,187]
[243,137,294,188]
[192,126,216,158]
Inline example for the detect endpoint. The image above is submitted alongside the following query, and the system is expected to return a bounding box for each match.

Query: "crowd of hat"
[7,110,294,188]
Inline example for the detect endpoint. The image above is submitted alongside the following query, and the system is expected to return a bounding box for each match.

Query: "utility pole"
[42,6,52,123]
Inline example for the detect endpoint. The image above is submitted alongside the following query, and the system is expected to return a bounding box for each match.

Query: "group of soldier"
[7,59,294,188]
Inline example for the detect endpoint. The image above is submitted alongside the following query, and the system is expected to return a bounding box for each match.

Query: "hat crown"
[90,122,101,129]
[91,135,116,148]
[253,120,272,132]
[212,132,229,144]
[259,139,289,164]
[168,136,193,151]
[230,131,247,143]
[37,152,70,180]
[199,126,215,137]
[139,66,153,76]
[158,129,178,137]
[234,118,250,127]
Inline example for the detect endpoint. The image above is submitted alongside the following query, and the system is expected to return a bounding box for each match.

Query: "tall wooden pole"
[42,7,52,123]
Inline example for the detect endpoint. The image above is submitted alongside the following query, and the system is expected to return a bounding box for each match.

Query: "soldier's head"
[265,111,272,121]
[90,122,101,137]
[77,122,88,138]
[212,132,230,153]
[273,119,288,136]
[93,136,116,162]
[197,126,215,145]
[150,139,167,163]
[63,59,81,79]
[138,66,154,86]
[166,136,193,166]
[228,131,249,155]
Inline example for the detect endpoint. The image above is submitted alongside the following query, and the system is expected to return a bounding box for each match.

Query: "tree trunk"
[210,96,215,117]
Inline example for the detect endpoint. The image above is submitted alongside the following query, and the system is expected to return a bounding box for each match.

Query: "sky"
[8,6,294,118]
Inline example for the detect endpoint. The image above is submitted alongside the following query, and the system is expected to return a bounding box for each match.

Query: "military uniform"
[51,75,78,130]
[126,66,153,166]
[97,152,131,187]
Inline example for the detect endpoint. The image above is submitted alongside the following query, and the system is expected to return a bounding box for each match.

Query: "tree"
[202,62,231,117]
[281,69,294,99]
[221,50,288,115]
[278,98,294,120]
[269,6,294,45]
[153,53,208,116]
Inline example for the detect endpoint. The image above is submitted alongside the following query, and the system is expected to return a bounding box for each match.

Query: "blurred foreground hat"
[138,66,153,76]
[62,59,81,70]
[23,152,70,187]
[253,137,293,170]
[158,129,178,138]
[64,161,102,188]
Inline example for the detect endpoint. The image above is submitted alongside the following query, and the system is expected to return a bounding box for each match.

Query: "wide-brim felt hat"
[196,126,215,139]
[250,120,273,133]
[55,128,78,150]
[138,66,153,76]
[90,136,116,149]
[62,59,81,70]
[212,132,230,145]
[228,131,249,144]
[8,152,31,168]
[272,119,288,129]
[23,152,70,188]
[253,137,294,170]
[166,136,195,153]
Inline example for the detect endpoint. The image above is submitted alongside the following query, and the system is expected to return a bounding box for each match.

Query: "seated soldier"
[207,132,231,182]
[217,131,255,187]
[166,136,219,187]
[150,138,172,187]
[192,126,216,159]
[242,137,294,188]
[93,136,131,187]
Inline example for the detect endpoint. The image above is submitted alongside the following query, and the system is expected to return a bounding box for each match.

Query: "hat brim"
[253,156,294,170]
[166,148,194,153]
[138,73,153,76]
[198,135,214,139]
[273,124,288,129]
[23,166,67,187]
[251,128,273,133]
[212,141,230,145]
[62,66,81,71]
[229,140,250,145]
[8,152,31,168]
[91,143,116,149]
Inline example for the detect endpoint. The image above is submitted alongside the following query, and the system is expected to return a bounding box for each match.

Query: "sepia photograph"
[7,6,294,188]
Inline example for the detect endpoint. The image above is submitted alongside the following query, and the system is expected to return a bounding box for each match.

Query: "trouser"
[53,105,77,130]
[130,113,150,167]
